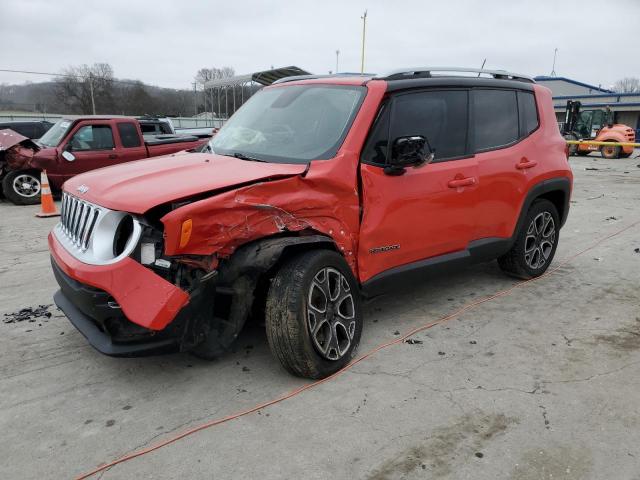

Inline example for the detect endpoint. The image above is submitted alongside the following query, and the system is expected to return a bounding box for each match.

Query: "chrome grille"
[60,193,101,251]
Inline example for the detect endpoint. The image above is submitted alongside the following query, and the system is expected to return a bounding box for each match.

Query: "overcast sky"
[2,0,639,90]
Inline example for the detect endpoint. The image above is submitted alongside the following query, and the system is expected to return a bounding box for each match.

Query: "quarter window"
[117,122,141,148]
[390,90,468,161]
[70,125,115,151]
[473,89,519,152]
[518,91,539,136]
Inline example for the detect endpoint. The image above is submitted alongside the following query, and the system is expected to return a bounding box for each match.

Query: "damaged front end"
[0,129,39,175]
[50,186,341,358]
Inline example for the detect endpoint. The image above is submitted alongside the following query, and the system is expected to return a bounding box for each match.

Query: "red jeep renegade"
[49,68,573,379]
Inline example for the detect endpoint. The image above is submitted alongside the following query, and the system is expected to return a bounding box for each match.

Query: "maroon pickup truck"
[0,116,207,205]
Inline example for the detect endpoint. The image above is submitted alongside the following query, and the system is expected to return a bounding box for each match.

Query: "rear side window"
[518,91,539,136]
[117,122,141,148]
[473,89,518,152]
[390,90,468,161]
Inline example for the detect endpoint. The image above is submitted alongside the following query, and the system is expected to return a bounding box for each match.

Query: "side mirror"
[61,150,76,162]
[384,135,434,175]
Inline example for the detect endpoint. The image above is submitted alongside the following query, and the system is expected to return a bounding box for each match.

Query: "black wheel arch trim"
[514,176,571,234]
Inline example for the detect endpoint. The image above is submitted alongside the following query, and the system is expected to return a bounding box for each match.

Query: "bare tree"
[613,77,640,93]
[194,66,235,88]
[55,63,115,114]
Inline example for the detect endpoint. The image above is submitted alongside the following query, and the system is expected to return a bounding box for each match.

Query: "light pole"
[360,10,367,74]
[551,48,558,77]
[335,49,340,73]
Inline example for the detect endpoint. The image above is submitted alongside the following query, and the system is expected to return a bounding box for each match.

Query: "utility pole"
[336,49,340,73]
[551,48,558,76]
[88,73,96,115]
[193,82,198,116]
[360,10,367,74]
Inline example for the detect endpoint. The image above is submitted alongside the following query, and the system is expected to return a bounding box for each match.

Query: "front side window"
[473,89,519,152]
[361,103,390,164]
[210,85,365,164]
[69,125,115,151]
[389,90,468,161]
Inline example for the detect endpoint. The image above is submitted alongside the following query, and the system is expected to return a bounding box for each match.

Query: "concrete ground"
[1,154,639,480]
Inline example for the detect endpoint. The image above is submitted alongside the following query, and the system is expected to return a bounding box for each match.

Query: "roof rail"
[376,67,535,83]
[272,73,372,85]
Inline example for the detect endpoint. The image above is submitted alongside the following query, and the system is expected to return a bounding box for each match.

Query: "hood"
[0,129,40,152]
[64,153,308,213]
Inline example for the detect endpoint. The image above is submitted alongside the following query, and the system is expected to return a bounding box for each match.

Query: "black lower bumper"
[54,290,179,357]
[51,258,183,357]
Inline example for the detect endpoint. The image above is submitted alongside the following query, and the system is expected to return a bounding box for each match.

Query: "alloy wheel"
[12,173,41,198]
[524,211,556,270]
[307,267,356,361]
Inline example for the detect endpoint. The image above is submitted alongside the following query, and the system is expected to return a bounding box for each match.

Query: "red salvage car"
[0,116,207,205]
[49,68,573,379]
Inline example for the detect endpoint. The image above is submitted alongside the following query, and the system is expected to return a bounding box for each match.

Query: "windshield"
[209,85,365,163]
[38,119,73,147]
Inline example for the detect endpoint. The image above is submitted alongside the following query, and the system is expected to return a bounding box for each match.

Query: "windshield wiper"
[231,152,268,162]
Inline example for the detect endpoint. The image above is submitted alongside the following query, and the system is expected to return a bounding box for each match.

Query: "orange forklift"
[562,100,636,158]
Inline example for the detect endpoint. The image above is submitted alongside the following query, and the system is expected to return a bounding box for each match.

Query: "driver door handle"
[108,154,118,159]
[448,177,476,188]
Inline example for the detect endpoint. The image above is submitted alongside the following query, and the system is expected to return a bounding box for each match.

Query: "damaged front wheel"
[265,250,362,379]
[2,170,41,205]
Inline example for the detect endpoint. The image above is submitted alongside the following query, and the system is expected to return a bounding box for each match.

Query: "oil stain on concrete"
[366,412,518,479]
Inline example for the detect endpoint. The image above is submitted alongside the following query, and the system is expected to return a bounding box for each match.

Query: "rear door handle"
[448,177,476,188]
[516,158,537,169]
[108,154,118,159]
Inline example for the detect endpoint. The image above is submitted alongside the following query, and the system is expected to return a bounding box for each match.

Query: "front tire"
[265,250,362,379]
[498,199,560,280]
[564,133,578,156]
[2,170,41,205]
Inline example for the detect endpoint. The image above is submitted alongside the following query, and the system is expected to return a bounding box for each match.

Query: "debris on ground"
[438,351,446,356]
[3,305,53,324]
[404,338,423,345]
[585,167,599,171]
[634,248,639,254]
[587,194,604,200]
[605,216,618,221]
[469,340,477,344]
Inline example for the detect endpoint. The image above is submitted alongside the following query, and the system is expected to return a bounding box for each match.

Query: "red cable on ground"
[75,219,640,480]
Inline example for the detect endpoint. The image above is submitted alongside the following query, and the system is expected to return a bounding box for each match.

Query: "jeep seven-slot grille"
[60,193,100,251]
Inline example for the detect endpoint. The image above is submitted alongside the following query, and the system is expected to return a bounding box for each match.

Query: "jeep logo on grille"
[77,185,89,194]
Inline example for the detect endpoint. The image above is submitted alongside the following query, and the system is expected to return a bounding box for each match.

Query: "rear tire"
[2,170,41,205]
[498,199,560,280]
[600,143,621,159]
[265,250,362,379]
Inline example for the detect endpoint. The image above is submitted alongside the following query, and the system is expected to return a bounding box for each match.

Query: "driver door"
[60,123,118,181]
[358,89,479,283]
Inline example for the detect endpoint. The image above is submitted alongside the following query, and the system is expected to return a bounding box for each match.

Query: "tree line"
[0,63,249,117]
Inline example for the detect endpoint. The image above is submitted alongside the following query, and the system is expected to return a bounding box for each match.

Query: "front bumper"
[49,232,189,331]
[50,230,195,356]
[51,257,191,356]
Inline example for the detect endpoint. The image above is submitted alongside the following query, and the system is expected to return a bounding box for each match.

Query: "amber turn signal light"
[179,219,193,248]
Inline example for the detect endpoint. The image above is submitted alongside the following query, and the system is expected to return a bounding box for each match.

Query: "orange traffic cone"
[35,170,60,218]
